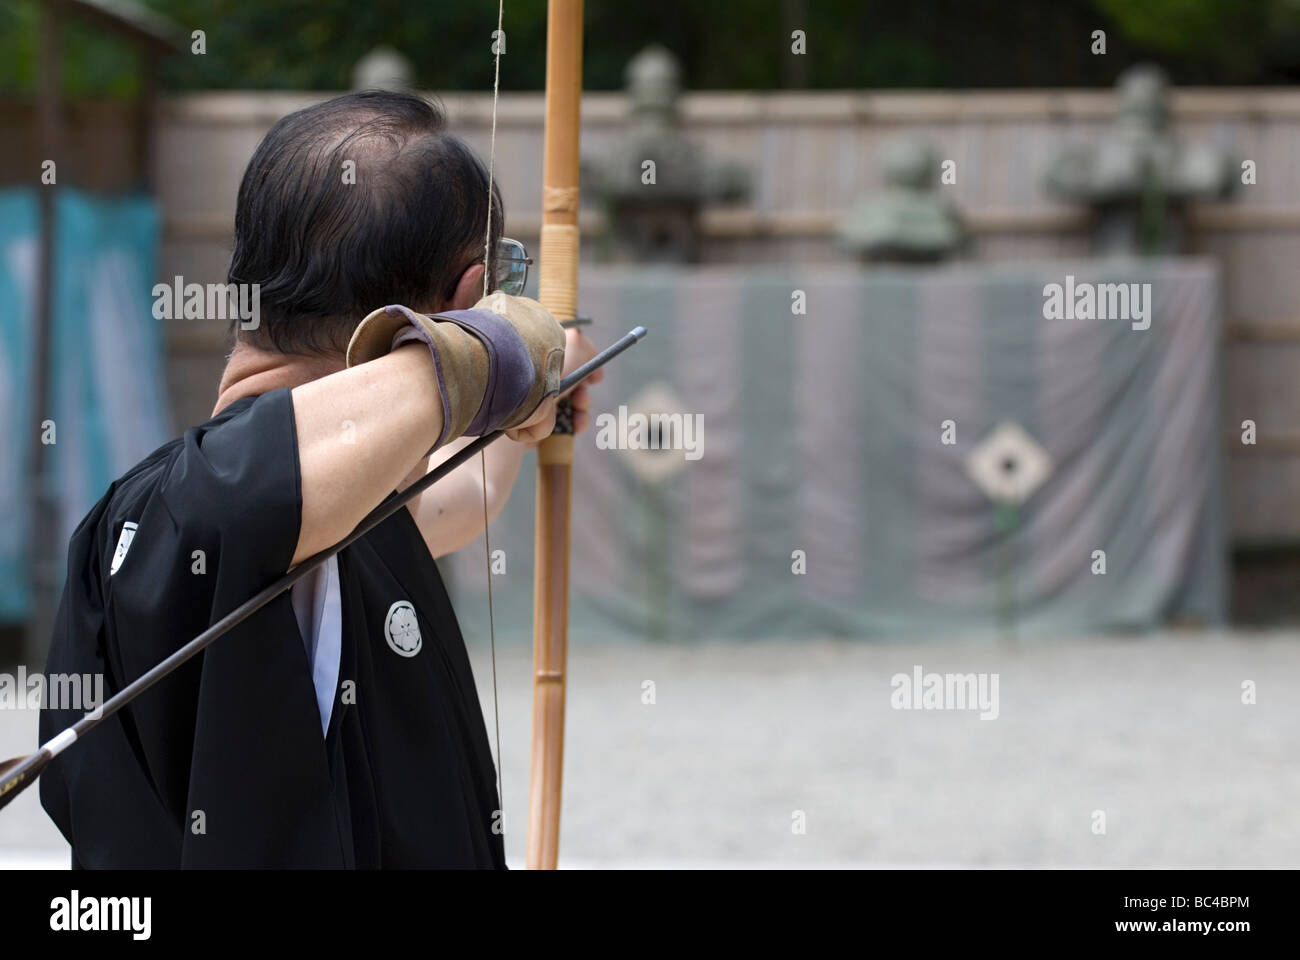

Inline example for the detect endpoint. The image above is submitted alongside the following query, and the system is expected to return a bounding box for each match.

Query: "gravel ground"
[3,630,1298,868]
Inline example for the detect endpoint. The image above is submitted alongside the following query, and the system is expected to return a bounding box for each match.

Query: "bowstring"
[481,0,506,848]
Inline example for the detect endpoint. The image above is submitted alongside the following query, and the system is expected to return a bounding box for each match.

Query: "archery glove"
[346,294,565,450]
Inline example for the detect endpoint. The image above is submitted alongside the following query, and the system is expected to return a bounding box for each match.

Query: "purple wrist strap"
[386,305,535,447]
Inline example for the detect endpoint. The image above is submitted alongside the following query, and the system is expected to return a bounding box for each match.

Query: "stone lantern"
[352,46,414,91]
[588,45,748,263]
[836,135,966,262]
[1046,64,1236,254]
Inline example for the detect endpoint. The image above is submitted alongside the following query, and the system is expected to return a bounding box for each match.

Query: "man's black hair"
[227,90,503,355]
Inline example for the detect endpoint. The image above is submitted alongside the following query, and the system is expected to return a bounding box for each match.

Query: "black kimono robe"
[38,389,505,868]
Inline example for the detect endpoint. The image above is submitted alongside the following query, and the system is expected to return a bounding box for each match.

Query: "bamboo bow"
[527,0,584,870]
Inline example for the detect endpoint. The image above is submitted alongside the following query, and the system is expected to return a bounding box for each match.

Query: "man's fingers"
[505,395,557,444]
[506,419,552,444]
[553,328,603,435]
[561,330,606,382]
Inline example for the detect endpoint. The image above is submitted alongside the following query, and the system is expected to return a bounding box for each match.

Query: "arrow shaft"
[0,326,644,813]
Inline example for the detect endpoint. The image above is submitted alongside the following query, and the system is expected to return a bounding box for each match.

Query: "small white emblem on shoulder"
[384,600,422,657]
[110,521,139,576]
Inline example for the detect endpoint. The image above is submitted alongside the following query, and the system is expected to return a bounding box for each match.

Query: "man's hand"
[505,395,558,445]
[508,327,604,446]
[562,327,605,436]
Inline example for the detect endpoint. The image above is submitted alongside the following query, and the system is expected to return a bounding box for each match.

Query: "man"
[38,90,602,868]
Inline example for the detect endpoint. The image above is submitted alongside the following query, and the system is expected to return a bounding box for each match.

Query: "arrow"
[0,326,646,813]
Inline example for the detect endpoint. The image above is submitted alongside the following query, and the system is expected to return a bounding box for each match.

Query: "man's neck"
[213,340,346,416]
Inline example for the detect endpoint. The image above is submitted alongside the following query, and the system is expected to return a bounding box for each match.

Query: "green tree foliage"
[0,0,1293,97]
[1097,0,1300,82]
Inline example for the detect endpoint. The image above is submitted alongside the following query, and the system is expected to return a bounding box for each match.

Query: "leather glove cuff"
[346,301,561,451]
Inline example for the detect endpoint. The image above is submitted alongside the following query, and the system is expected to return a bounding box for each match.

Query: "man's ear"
[448,263,486,311]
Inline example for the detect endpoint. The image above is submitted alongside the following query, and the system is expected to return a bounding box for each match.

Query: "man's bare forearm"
[291,344,442,565]
[403,434,527,558]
